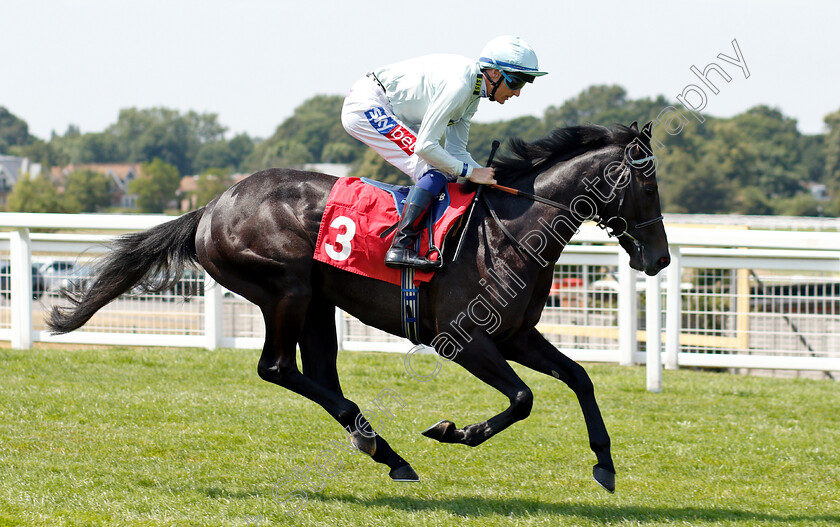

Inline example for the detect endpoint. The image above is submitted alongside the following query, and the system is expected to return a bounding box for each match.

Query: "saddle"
[314,177,475,343]
[314,177,474,285]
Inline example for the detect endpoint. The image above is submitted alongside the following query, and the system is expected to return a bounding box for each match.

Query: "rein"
[485,153,663,252]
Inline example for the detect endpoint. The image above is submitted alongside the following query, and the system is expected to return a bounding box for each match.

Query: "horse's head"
[490,122,670,275]
[597,122,670,276]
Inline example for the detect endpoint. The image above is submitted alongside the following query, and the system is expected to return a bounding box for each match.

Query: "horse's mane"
[492,123,640,182]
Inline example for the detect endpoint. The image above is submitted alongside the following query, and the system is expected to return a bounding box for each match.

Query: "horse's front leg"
[421,333,533,447]
[500,328,616,493]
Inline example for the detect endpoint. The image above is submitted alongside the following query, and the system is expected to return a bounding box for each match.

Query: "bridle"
[596,153,664,246]
[484,147,663,252]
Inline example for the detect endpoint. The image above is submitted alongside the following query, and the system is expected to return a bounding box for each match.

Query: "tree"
[130,158,180,213]
[63,169,112,212]
[193,142,237,174]
[75,132,122,163]
[248,139,313,170]
[735,186,774,215]
[136,120,192,176]
[823,108,840,197]
[321,142,356,163]
[350,149,412,186]
[709,106,803,196]
[469,116,546,163]
[0,107,33,153]
[192,171,234,208]
[773,193,824,217]
[7,174,68,213]
[107,107,228,174]
[248,95,364,170]
[9,139,68,168]
[543,85,667,130]
[545,85,629,127]
[228,133,254,170]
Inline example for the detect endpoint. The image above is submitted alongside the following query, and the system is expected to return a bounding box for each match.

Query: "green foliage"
[823,108,840,195]
[772,192,825,216]
[6,173,69,212]
[350,149,413,185]
[0,107,33,153]
[193,141,238,173]
[322,141,357,163]
[736,186,774,215]
[248,139,313,170]
[63,169,113,212]
[192,170,234,208]
[228,132,255,167]
[247,95,364,171]
[8,138,68,167]
[544,85,668,129]
[130,158,180,213]
[104,107,229,175]
[4,89,840,217]
[469,116,546,163]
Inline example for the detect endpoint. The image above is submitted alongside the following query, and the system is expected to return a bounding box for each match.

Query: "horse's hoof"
[421,420,455,442]
[593,465,616,493]
[389,464,419,482]
[349,430,377,456]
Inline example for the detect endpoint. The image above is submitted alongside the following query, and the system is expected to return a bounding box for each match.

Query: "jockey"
[341,35,548,271]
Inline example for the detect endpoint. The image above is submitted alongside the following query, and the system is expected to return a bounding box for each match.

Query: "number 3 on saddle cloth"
[313,177,476,343]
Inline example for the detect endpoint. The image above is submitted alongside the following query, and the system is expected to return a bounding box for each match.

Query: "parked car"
[55,265,97,296]
[128,268,205,301]
[39,259,79,295]
[0,262,47,300]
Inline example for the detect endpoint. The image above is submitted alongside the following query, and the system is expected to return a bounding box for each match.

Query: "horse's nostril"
[658,256,671,268]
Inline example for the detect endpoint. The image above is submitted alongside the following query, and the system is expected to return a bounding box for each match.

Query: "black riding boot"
[385,186,440,271]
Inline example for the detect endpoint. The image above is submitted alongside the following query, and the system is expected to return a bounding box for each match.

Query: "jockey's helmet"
[478,36,548,83]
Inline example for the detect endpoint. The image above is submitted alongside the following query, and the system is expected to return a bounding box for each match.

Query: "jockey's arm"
[413,86,482,180]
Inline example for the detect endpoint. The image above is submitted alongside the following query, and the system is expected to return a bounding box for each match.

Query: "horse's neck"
[524,149,618,260]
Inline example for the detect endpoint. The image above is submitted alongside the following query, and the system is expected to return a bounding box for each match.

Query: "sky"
[3,0,839,141]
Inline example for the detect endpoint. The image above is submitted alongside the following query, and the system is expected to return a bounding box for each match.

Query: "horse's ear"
[629,121,639,132]
[642,121,653,138]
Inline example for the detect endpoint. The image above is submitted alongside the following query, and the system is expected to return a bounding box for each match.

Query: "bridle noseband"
[598,154,663,246]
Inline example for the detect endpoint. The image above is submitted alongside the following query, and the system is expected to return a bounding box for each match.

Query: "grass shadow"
[314,493,839,525]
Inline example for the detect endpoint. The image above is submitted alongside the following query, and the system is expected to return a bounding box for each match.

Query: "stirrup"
[385,248,441,271]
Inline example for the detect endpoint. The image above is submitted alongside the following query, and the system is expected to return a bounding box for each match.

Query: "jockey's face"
[485,69,523,104]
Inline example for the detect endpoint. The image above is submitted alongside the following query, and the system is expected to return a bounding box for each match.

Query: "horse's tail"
[47,208,205,334]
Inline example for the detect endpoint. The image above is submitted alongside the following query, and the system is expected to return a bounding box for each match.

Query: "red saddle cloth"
[314,177,475,285]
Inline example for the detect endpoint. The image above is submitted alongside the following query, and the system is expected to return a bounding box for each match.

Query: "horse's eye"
[643,185,657,195]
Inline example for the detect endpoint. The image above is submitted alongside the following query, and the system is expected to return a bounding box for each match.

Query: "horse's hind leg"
[258,286,417,481]
[297,293,418,481]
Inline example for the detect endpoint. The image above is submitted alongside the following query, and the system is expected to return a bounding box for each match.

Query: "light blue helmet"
[478,36,548,82]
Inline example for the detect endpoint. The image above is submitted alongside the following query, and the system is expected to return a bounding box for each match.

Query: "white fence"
[1,212,839,387]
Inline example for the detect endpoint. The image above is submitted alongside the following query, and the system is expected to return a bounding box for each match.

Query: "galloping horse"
[48,121,669,493]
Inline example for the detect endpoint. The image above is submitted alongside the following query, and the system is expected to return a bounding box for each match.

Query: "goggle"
[499,70,529,91]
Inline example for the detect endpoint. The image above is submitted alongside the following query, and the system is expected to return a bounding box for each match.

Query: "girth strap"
[400,268,420,344]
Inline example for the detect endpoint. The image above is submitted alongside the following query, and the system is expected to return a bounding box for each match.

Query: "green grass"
[0,346,838,526]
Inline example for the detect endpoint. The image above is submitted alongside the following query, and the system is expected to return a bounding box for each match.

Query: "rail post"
[203,273,223,350]
[618,250,637,365]
[646,273,662,392]
[10,228,33,349]
[665,246,682,370]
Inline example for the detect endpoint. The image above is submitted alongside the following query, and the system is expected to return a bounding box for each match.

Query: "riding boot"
[385,186,440,271]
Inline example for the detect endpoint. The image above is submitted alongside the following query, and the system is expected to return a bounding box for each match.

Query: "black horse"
[48,122,669,493]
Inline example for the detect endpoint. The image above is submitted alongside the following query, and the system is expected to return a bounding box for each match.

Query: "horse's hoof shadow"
[389,464,419,482]
[421,420,456,443]
[593,465,615,493]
